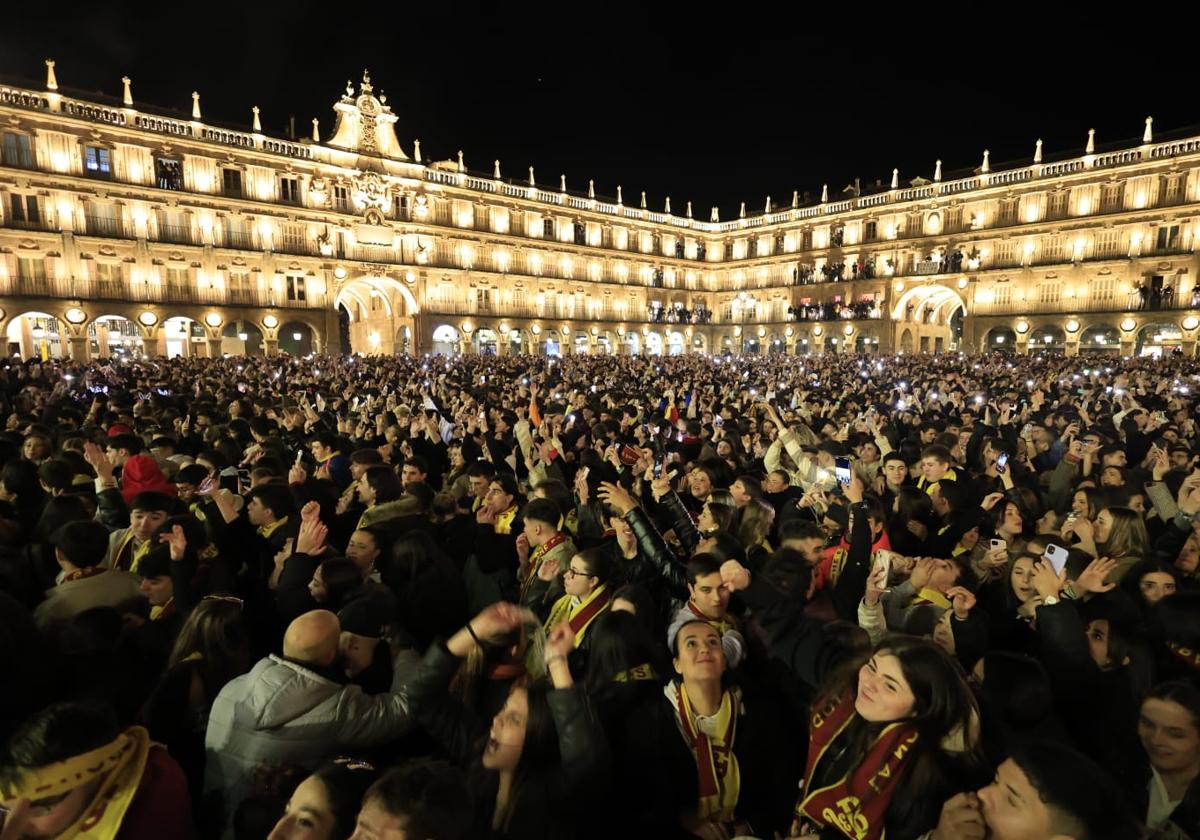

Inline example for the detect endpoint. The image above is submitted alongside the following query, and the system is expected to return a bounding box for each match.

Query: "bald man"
[203,610,418,839]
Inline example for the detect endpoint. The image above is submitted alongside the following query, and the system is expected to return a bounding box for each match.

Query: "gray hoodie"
[203,650,416,838]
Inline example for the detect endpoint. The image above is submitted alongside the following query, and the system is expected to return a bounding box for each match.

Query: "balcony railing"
[972,294,1194,316]
[83,214,132,238]
[0,215,52,232]
[156,223,195,245]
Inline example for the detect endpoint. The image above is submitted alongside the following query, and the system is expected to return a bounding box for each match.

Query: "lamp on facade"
[293,332,302,341]
[237,332,249,341]
[32,325,46,340]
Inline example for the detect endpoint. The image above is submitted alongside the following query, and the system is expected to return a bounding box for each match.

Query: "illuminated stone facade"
[2,63,1199,359]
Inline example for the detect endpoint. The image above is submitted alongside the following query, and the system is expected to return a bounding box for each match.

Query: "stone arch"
[899,327,915,353]
[280,321,316,356]
[890,284,968,323]
[1029,324,1066,352]
[222,320,265,355]
[431,324,460,355]
[1079,323,1120,353]
[1136,321,1184,356]
[690,332,708,354]
[89,314,144,358]
[984,325,1016,351]
[667,330,686,356]
[6,310,68,359]
[161,314,206,358]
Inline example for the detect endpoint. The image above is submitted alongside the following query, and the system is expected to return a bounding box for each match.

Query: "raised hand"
[1074,557,1119,597]
[159,524,188,561]
[946,586,976,620]
[597,481,638,516]
[719,560,751,593]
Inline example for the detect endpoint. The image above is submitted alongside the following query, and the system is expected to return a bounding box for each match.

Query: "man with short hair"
[349,761,472,840]
[104,491,174,573]
[666,554,746,668]
[918,444,958,492]
[35,520,142,631]
[729,475,762,508]
[516,497,577,607]
[205,609,415,838]
[400,456,429,487]
[930,741,1140,840]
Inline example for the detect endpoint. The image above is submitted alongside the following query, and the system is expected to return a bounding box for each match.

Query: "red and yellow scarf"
[797,692,920,840]
[671,682,741,825]
[1167,642,1200,673]
[112,530,150,574]
[519,532,570,599]
[687,600,739,638]
[545,583,612,647]
[0,726,151,840]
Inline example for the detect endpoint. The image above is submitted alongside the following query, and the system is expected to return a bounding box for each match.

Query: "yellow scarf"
[113,530,151,574]
[544,583,612,647]
[674,683,740,825]
[913,587,952,610]
[257,516,290,539]
[494,506,518,536]
[0,726,151,840]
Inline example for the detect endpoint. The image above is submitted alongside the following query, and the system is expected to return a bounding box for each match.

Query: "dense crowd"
[0,348,1198,839]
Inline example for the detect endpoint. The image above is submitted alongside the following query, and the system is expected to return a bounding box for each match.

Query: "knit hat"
[121,455,178,507]
[338,596,392,639]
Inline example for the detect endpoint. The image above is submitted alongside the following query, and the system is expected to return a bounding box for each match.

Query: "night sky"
[1,6,1191,219]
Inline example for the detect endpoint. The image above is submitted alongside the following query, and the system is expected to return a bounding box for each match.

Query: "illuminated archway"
[6,311,67,360]
[890,285,967,324]
[89,315,143,359]
[432,324,460,356]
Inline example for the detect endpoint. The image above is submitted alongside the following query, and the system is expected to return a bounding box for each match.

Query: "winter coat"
[203,650,416,838]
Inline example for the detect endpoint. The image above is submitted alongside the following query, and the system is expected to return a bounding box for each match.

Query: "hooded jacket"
[203,650,416,838]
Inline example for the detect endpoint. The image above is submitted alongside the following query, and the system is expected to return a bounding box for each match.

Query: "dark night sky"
[1,5,1192,218]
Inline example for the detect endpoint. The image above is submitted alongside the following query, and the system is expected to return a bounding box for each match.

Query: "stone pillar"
[1064,341,1079,357]
[263,338,278,357]
[68,335,90,362]
[207,339,223,358]
[145,333,166,358]
[1120,340,1135,357]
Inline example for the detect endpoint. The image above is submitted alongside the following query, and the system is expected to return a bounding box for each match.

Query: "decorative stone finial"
[560,174,567,192]
[617,185,623,205]
[890,168,899,190]
[345,80,354,99]
[820,184,828,203]
[686,200,692,218]
[191,91,201,120]
[44,59,57,91]
[1143,116,1153,144]
[588,179,595,199]
[710,206,719,222]
[457,150,464,172]
[311,118,320,142]
[252,106,261,133]
[413,139,421,162]
[981,150,990,174]
[1086,128,1095,155]
[121,76,132,106]
[528,166,535,186]
[933,161,942,182]
[360,69,373,94]
[792,190,799,208]
[765,196,772,213]
[665,196,671,214]
[494,159,501,179]
[640,191,647,209]
[739,201,746,218]
[1034,139,1043,163]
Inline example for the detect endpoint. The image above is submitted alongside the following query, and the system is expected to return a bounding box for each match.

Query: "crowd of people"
[0,347,1198,839]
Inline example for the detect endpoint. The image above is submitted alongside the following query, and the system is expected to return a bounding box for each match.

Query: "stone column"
[68,335,90,362]
[262,338,279,357]
[207,338,223,358]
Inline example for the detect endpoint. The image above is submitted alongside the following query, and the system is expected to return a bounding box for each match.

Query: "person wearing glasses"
[540,547,614,677]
